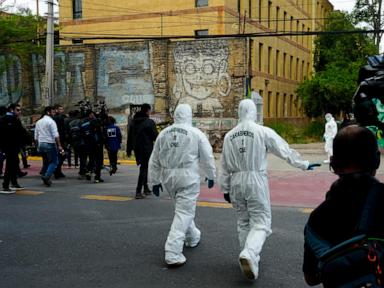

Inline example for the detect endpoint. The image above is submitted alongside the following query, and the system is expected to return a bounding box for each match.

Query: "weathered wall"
[1,38,246,150]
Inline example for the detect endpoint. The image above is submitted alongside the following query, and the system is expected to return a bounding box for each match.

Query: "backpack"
[316,184,384,288]
[69,119,82,144]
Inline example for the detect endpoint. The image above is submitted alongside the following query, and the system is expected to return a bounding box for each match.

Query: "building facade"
[59,0,333,121]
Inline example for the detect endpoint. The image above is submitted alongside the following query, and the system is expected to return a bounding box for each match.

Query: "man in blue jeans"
[34,106,63,186]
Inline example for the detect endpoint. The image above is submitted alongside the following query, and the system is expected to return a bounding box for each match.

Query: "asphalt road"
[0,162,315,288]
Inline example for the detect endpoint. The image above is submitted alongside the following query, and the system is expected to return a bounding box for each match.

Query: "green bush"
[266,120,324,144]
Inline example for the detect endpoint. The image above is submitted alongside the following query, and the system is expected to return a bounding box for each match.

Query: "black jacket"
[303,173,384,284]
[126,111,158,165]
[0,113,27,152]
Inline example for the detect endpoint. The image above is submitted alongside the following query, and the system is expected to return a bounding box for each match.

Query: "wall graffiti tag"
[172,40,231,114]
[0,55,22,106]
[97,46,154,109]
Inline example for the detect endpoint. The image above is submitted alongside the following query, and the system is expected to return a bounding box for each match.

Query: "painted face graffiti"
[173,40,232,112]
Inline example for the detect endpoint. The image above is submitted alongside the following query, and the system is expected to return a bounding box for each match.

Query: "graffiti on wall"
[67,52,85,104]
[32,52,85,106]
[0,55,22,106]
[97,46,154,109]
[172,40,232,114]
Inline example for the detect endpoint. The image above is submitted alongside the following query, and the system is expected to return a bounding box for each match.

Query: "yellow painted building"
[59,0,332,120]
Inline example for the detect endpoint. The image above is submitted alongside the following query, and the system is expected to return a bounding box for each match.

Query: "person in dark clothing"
[0,106,7,178]
[53,104,67,178]
[104,116,122,175]
[126,103,158,199]
[64,110,81,168]
[0,103,27,194]
[81,110,104,183]
[303,125,384,286]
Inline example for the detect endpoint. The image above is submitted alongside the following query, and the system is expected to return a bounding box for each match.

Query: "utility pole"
[45,0,54,106]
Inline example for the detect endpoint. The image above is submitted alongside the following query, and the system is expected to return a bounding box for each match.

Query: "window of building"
[289,55,293,79]
[307,27,311,47]
[296,20,299,42]
[72,39,83,44]
[268,46,272,74]
[276,92,280,117]
[296,57,299,80]
[72,0,82,19]
[268,91,273,117]
[275,49,280,76]
[283,93,288,117]
[259,43,263,72]
[195,29,209,36]
[290,16,293,39]
[302,24,305,45]
[259,0,262,22]
[238,0,241,13]
[196,0,208,7]
[301,60,305,80]
[276,6,280,31]
[249,39,254,73]
[283,52,287,78]
[283,11,287,33]
[268,1,272,28]
[249,0,252,18]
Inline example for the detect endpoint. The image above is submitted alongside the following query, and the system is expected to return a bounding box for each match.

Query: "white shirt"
[34,115,59,144]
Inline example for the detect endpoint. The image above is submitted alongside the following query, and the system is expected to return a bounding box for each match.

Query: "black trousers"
[136,159,149,194]
[108,150,118,169]
[3,149,19,188]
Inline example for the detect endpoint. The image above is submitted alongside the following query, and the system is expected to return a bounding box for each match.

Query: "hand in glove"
[152,184,163,197]
[307,163,321,170]
[205,178,214,189]
[224,193,231,203]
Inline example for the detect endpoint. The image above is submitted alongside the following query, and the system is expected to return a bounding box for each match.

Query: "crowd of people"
[0,102,122,192]
[1,100,383,286]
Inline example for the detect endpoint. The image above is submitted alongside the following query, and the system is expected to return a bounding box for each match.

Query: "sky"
[2,0,356,16]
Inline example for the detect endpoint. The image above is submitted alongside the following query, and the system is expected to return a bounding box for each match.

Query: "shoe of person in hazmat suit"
[323,113,338,164]
[219,99,320,280]
[148,103,216,267]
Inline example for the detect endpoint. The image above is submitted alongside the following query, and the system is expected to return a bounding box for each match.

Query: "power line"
[59,29,384,40]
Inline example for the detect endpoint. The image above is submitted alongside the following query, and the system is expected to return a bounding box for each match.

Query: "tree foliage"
[352,0,383,50]
[0,9,43,56]
[297,11,378,117]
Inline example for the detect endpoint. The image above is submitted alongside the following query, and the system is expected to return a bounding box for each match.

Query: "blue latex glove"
[152,184,163,197]
[205,178,214,189]
[307,163,321,170]
[224,193,231,203]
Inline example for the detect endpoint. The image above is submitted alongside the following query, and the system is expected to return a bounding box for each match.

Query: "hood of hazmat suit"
[148,103,216,192]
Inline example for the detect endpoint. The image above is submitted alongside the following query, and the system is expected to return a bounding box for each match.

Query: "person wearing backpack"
[303,125,384,287]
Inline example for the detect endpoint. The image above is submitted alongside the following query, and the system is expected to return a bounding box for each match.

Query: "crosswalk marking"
[81,195,133,201]
[15,190,44,196]
[301,208,314,214]
[197,201,232,208]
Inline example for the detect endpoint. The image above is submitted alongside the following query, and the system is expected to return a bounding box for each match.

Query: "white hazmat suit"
[323,113,337,163]
[148,104,216,266]
[219,99,310,279]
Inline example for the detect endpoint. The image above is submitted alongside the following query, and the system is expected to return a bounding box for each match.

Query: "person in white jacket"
[219,99,320,280]
[148,103,216,267]
[323,113,338,164]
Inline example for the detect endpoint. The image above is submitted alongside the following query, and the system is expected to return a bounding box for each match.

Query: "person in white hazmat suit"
[148,103,216,267]
[219,99,320,280]
[323,113,338,164]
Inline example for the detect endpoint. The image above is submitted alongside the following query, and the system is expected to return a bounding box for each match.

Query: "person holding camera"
[303,125,384,287]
